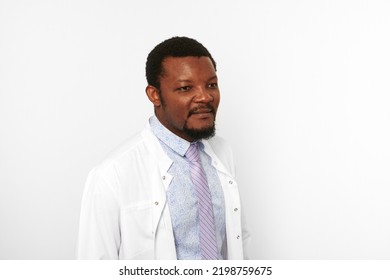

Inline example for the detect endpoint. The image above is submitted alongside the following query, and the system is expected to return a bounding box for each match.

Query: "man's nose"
[195,86,214,103]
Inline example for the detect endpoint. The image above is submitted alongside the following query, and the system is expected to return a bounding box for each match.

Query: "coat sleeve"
[76,168,121,259]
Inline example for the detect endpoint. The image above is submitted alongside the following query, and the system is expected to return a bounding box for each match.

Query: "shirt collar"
[149,115,192,157]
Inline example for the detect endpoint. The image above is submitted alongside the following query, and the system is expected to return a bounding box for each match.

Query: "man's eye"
[177,86,192,92]
[208,83,218,89]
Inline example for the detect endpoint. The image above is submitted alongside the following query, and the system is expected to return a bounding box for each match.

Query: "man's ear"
[145,85,162,107]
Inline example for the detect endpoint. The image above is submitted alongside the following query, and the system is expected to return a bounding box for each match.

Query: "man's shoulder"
[206,135,233,155]
[106,132,145,160]
[204,135,236,175]
[207,134,229,145]
[92,128,154,175]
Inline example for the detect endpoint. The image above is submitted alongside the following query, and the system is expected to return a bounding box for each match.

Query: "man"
[77,36,249,259]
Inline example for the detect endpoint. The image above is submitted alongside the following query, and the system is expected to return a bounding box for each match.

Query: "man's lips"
[191,112,213,119]
[189,107,215,116]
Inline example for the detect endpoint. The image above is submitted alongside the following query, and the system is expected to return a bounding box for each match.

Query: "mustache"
[188,105,215,116]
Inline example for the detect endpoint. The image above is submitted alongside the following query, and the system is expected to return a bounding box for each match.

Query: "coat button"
[154,201,159,206]
[162,176,166,180]
[234,208,238,212]
[237,235,240,239]
[229,180,233,184]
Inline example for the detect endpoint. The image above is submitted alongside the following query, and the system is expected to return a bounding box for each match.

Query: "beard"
[183,120,216,140]
[183,105,217,140]
[159,93,217,140]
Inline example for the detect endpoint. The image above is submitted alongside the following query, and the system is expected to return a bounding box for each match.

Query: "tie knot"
[185,143,200,163]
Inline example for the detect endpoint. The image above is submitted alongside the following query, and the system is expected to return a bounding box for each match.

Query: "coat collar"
[202,140,232,177]
[141,121,173,190]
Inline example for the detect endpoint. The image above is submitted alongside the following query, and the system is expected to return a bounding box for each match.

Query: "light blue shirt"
[149,116,226,260]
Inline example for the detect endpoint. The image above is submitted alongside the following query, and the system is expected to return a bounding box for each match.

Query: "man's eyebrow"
[207,75,218,81]
[175,76,218,83]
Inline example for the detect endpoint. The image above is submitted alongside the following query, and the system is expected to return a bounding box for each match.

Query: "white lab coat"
[77,122,250,259]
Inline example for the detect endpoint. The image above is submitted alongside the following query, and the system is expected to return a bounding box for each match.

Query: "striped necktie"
[186,142,218,260]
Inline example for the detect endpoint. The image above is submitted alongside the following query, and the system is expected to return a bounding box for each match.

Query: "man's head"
[145,37,220,142]
[146,36,217,90]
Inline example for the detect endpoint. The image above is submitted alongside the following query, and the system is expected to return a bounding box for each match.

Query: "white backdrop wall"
[1,0,390,259]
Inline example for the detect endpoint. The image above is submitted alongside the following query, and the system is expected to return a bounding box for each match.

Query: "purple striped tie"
[186,142,218,260]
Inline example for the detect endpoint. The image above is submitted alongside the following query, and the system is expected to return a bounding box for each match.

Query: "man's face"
[148,56,220,142]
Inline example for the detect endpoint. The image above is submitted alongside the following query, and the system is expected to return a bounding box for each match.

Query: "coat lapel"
[142,125,177,259]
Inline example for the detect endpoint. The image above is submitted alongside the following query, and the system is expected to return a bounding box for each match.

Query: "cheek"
[214,93,221,109]
[175,98,192,115]
[167,101,190,123]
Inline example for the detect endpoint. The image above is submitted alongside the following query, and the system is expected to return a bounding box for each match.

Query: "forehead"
[161,56,216,81]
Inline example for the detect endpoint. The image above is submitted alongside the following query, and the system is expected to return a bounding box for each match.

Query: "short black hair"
[145,36,217,89]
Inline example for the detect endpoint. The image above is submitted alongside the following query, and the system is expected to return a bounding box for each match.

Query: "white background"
[1,0,390,259]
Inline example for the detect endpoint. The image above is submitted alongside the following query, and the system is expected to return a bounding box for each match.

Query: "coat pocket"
[120,201,154,259]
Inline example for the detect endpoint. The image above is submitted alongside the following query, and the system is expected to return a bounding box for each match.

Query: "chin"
[183,123,216,140]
